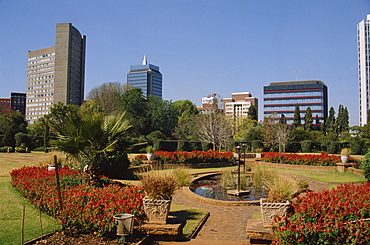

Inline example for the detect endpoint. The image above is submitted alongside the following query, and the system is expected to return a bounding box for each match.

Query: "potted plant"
[340,148,351,163]
[257,167,294,227]
[140,173,179,224]
[146,145,155,161]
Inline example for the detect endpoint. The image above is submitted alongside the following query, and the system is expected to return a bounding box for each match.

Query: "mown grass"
[0,152,61,244]
[169,203,208,239]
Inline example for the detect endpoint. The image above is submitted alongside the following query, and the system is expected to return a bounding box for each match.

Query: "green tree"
[337,104,349,134]
[146,95,179,137]
[118,88,149,137]
[304,107,313,131]
[247,104,258,121]
[0,111,27,147]
[87,82,126,114]
[293,104,302,128]
[50,105,131,178]
[326,107,337,139]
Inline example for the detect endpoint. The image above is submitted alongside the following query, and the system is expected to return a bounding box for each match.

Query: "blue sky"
[1,0,369,126]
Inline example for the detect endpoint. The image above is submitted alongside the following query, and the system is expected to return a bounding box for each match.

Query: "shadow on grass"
[169,210,203,221]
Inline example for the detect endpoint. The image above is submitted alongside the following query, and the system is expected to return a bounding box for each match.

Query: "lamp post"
[236,145,241,194]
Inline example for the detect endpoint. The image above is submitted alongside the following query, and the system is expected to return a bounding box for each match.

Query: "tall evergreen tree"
[293,104,302,128]
[304,107,313,131]
[247,104,258,121]
[337,104,349,134]
[326,107,337,138]
[279,114,287,124]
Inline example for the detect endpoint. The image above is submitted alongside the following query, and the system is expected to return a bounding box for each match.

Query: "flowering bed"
[11,165,145,236]
[262,152,359,166]
[132,150,234,165]
[273,183,370,244]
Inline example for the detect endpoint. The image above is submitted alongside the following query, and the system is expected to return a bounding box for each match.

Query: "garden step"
[246,219,275,243]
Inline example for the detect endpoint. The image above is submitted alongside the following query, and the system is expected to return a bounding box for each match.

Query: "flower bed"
[11,165,145,236]
[273,183,370,244]
[134,150,234,164]
[262,152,359,167]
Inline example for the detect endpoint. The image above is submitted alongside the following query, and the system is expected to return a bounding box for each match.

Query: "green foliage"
[247,104,258,121]
[50,103,132,178]
[173,168,192,187]
[301,140,313,153]
[361,149,370,182]
[337,104,349,134]
[293,104,302,128]
[327,141,339,154]
[304,107,313,131]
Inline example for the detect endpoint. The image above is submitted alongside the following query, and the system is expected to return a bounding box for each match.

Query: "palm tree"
[50,106,131,179]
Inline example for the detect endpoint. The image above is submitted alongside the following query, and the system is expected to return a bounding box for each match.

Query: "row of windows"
[27,70,54,78]
[28,66,54,74]
[26,104,53,110]
[27,98,53,103]
[28,61,55,70]
[27,88,54,94]
[28,56,55,65]
[27,75,54,83]
[265,105,324,111]
[265,98,324,104]
[27,84,54,90]
[264,91,323,98]
[28,52,55,61]
[27,93,53,98]
[26,111,51,116]
[264,112,325,118]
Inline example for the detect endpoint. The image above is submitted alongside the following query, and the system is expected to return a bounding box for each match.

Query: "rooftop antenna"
[142,55,147,65]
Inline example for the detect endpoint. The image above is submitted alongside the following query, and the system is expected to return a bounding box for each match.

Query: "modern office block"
[10,92,26,115]
[223,92,258,120]
[264,80,328,128]
[358,14,370,126]
[26,23,86,123]
[127,56,162,97]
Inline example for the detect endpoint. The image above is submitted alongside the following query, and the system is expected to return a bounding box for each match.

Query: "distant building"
[11,92,26,115]
[263,80,328,128]
[26,23,86,123]
[0,98,11,113]
[197,94,223,114]
[127,56,162,97]
[223,92,258,120]
[358,14,370,126]
[0,92,26,115]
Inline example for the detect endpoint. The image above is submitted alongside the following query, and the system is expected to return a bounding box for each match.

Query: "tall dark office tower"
[358,14,370,126]
[26,23,86,123]
[127,56,162,97]
[264,80,328,129]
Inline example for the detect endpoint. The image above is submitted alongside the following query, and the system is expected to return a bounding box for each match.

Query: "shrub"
[327,141,339,154]
[300,140,313,153]
[140,172,178,199]
[0,146,12,152]
[10,165,145,236]
[154,150,234,164]
[361,150,370,182]
[273,183,370,244]
[173,167,192,187]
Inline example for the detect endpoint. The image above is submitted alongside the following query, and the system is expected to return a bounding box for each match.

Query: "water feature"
[190,174,266,201]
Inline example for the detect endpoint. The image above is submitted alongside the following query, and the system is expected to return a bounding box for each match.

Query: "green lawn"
[0,152,61,244]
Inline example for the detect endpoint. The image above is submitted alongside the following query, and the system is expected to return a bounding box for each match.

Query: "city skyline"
[1,1,369,126]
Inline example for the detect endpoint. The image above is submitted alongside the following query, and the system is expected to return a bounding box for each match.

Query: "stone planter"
[260,198,290,227]
[341,155,349,163]
[143,197,171,224]
[147,153,154,162]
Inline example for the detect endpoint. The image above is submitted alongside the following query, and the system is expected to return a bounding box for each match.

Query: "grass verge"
[169,203,208,239]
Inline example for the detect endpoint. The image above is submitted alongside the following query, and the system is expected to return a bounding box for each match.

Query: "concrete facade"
[223,92,258,120]
[26,23,86,123]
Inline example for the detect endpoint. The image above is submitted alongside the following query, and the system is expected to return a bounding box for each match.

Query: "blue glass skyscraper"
[127,56,162,97]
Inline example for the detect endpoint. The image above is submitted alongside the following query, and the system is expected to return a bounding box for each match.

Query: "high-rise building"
[127,56,162,97]
[26,23,86,123]
[11,92,26,115]
[358,14,370,126]
[263,80,328,129]
[223,92,258,120]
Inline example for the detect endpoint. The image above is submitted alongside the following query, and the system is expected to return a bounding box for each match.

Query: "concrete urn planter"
[341,155,349,163]
[260,198,290,227]
[143,197,171,224]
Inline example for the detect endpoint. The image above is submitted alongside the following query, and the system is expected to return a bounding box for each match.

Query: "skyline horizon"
[1,1,369,126]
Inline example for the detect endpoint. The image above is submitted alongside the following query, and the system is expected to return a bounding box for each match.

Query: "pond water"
[190,174,266,201]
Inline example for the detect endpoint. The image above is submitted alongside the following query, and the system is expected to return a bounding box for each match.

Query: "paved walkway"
[158,188,261,245]
[157,175,334,245]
